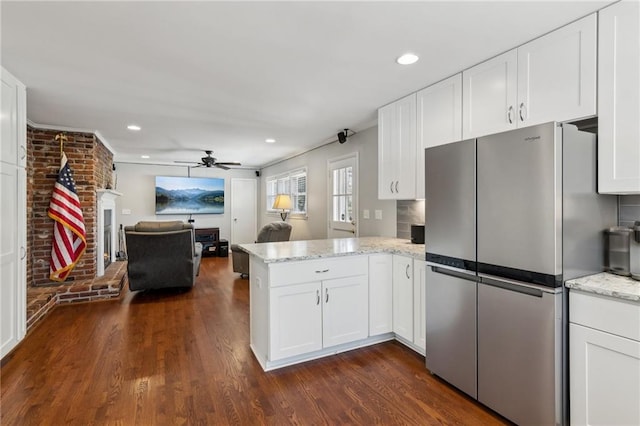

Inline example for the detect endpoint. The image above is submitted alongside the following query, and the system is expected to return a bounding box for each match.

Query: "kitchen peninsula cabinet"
[1,67,27,359]
[463,13,596,139]
[597,0,640,194]
[369,254,393,336]
[378,93,417,200]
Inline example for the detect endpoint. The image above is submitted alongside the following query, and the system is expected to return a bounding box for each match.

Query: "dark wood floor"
[1,256,509,425]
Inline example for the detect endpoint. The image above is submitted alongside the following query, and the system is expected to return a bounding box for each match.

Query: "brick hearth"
[26,261,128,331]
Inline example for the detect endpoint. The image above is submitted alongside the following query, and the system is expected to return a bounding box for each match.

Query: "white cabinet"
[270,281,323,360]
[250,255,370,368]
[598,0,640,194]
[369,254,393,336]
[1,67,26,360]
[463,14,597,139]
[569,291,640,425]
[392,255,414,342]
[378,93,417,200]
[463,50,518,139]
[416,74,462,198]
[413,260,427,352]
[393,255,427,354]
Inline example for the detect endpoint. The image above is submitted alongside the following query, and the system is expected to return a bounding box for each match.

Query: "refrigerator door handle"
[431,266,478,282]
[480,276,544,298]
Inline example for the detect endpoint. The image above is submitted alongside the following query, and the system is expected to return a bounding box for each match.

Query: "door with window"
[328,154,358,238]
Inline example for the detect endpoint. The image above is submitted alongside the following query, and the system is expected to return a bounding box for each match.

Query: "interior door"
[328,154,358,238]
[230,178,257,245]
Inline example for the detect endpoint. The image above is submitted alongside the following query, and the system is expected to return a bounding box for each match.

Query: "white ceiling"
[1,1,611,169]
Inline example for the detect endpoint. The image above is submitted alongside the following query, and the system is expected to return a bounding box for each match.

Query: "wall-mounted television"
[155,176,224,215]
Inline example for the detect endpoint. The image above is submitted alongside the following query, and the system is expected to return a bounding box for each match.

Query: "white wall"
[113,162,258,241]
[259,126,397,240]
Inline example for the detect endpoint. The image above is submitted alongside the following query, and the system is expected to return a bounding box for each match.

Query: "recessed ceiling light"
[140,155,150,159]
[396,53,419,65]
[127,124,141,131]
[265,138,276,143]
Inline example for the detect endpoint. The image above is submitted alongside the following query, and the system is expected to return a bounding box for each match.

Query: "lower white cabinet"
[569,291,640,425]
[413,260,427,352]
[369,254,393,336]
[393,255,414,342]
[393,255,427,354]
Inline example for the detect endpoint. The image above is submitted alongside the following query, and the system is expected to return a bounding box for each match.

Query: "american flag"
[48,152,86,282]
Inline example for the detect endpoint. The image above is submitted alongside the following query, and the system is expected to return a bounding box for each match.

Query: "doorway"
[327,153,358,238]
[230,178,257,245]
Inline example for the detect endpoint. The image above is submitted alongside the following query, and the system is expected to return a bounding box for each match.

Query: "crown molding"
[26,119,116,155]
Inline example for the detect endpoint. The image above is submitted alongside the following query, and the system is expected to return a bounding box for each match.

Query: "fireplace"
[96,189,121,277]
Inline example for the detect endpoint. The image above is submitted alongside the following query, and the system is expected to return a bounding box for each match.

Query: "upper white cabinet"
[463,14,597,139]
[378,93,417,200]
[1,67,27,359]
[416,74,463,198]
[598,0,640,194]
[463,50,518,139]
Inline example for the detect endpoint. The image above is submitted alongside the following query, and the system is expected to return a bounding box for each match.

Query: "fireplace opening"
[104,209,112,270]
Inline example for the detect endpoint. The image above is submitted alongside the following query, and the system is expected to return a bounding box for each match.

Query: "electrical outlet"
[122,209,131,215]
[375,210,383,220]
[363,209,370,219]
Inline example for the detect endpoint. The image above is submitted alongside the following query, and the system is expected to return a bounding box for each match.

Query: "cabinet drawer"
[570,290,640,341]
[269,255,368,287]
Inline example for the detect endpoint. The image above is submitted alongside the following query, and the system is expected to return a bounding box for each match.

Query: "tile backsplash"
[619,195,640,228]
[397,200,425,240]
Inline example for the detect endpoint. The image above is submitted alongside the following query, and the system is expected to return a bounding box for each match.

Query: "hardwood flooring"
[1,256,509,425]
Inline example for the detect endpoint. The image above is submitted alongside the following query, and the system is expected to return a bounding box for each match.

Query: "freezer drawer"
[477,278,562,426]
[425,265,477,398]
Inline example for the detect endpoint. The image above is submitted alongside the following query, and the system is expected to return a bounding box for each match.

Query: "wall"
[258,126,396,240]
[27,127,113,286]
[619,195,640,228]
[397,200,425,240]
[113,163,257,241]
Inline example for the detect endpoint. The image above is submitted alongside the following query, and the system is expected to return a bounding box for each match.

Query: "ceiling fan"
[175,150,241,170]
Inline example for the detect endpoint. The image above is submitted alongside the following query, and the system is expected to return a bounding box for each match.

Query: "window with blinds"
[266,168,307,216]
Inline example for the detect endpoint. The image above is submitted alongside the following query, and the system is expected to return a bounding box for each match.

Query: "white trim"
[96,189,122,277]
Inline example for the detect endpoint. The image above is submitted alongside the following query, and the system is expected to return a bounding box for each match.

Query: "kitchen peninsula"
[238,237,426,371]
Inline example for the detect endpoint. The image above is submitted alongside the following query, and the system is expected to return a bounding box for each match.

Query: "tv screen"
[155,176,224,215]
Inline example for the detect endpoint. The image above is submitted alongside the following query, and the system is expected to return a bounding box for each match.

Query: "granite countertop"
[566,272,640,303]
[238,236,425,263]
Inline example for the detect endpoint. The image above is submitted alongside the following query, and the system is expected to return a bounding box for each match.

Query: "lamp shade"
[272,194,292,210]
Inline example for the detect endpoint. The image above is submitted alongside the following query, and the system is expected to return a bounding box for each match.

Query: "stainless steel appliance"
[425,122,617,425]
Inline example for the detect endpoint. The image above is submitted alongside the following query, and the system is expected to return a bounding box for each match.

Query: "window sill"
[267,212,308,221]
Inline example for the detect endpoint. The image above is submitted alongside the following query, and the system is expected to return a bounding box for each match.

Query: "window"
[266,168,307,216]
[332,165,353,223]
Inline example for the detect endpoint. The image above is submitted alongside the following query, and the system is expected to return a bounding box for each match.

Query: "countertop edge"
[566,272,640,303]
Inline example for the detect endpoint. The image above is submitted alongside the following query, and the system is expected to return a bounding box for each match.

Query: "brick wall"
[27,126,113,287]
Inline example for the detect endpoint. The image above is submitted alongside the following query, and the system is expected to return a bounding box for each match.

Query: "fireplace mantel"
[96,189,122,277]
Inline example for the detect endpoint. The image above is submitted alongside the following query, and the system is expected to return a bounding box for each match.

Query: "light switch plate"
[122,208,132,215]
[375,210,383,220]
[363,209,370,219]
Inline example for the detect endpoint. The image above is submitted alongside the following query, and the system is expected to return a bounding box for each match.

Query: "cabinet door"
[416,74,462,198]
[413,260,427,352]
[598,0,640,194]
[392,255,413,341]
[269,281,322,361]
[462,50,517,139]
[322,275,368,348]
[378,94,417,200]
[517,14,596,127]
[377,102,397,199]
[570,323,640,426]
[1,68,26,168]
[1,164,26,358]
[369,254,393,336]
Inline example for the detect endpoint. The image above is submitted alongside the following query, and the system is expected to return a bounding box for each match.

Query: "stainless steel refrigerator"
[424,122,617,425]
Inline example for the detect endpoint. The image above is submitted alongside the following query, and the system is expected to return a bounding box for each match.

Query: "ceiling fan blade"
[214,164,230,170]
[215,162,241,166]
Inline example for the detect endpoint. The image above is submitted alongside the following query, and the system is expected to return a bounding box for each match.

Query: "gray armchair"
[124,221,203,291]
[231,222,292,277]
